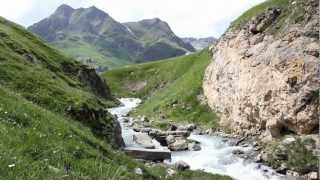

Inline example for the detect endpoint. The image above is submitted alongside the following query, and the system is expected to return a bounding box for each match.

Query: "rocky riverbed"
[106,98,319,180]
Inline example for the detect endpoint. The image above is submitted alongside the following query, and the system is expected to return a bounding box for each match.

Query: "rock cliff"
[203,0,319,137]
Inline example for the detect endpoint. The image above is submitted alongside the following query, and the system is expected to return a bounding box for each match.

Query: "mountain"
[28,5,195,71]
[103,49,216,128]
[123,18,195,61]
[182,37,217,50]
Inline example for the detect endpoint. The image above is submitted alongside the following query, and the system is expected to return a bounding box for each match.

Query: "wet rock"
[188,142,201,151]
[232,149,245,155]
[275,163,288,174]
[133,127,152,133]
[186,124,197,131]
[133,133,155,149]
[166,131,190,137]
[234,137,246,146]
[177,125,186,131]
[193,128,205,135]
[286,170,300,178]
[166,135,175,145]
[254,153,263,163]
[168,124,178,131]
[168,137,188,151]
[174,161,190,171]
[149,129,168,146]
[205,128,214,135]
[122,117,130,123]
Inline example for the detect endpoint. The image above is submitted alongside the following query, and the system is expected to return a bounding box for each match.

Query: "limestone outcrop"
[203,0,319,137]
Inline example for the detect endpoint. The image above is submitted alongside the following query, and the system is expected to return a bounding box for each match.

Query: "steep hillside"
[202,0,318,176]
[0,15,137,178]
[182,37,217,50]
[104,49,218,129]
[28,5,194,71]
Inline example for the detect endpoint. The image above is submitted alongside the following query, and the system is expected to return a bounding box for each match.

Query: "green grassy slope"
[51,38,131,69]
[104,49,218,129]
[0,17,231,179]
[0,87,148,179]
[0,16,118,139]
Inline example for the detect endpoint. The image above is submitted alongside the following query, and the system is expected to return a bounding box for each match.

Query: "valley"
[0,0,319,179]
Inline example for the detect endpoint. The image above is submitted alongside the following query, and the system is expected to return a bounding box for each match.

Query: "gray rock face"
[203,0,319,137]
[77,65,111,99]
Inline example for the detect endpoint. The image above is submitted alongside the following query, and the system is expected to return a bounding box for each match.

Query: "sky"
[0,0,265,38]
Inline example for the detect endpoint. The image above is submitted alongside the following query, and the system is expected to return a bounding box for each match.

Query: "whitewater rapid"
[108,98,283,180]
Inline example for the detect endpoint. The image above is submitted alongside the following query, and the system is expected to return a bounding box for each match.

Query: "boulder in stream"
[133,133,155,149]
[168,137,188,151]
[188,142,201,151]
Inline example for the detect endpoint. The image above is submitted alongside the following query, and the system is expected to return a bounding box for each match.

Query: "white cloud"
[0,0,265,38]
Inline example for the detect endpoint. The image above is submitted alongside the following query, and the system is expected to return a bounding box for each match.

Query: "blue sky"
[0,0,265,38]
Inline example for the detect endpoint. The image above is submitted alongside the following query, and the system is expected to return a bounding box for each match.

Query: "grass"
[0,87,146,179]
[104,49,218,129]
[0,16,119,140]
[52,37,131,69]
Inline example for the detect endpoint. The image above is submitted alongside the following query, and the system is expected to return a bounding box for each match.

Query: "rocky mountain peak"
[140,18,170,30]
[54,4,74,17]
[84,5,110,19]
